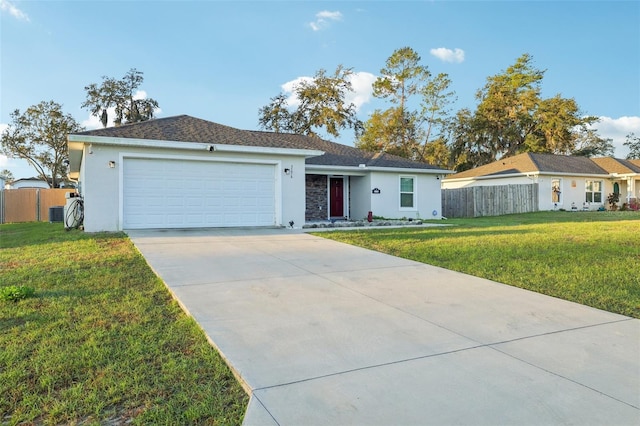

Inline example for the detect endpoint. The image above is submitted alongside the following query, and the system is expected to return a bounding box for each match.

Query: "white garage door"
[123,158,276,229]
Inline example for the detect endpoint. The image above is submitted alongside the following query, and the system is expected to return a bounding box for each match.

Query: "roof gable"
[72,115,445,171]
[592,157,640,174]
[446,153,610,180]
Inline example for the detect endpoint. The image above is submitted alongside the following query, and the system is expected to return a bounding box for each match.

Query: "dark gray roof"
[74,115,442,171]
[447,153,610,180]
[529,153,608,174]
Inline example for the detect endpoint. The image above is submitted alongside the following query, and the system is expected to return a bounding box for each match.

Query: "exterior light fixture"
[108,161,116,168]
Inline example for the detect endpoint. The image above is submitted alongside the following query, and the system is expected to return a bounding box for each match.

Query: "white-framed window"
[585,180,603,203]
[399,176,416,209]
[551,178,562,204]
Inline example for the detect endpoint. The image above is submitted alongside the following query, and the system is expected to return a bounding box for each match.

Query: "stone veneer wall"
[305,174,327,221]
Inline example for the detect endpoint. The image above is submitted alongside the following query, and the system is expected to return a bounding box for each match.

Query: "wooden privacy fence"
[442,183,539,218]
[0,188,75,223]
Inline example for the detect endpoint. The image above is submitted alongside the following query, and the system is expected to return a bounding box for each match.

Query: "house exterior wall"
[349,175,372,220]
[443,174,612,211]
[305,174,327,221]
[369,171,443,219]
[79,143,307,232]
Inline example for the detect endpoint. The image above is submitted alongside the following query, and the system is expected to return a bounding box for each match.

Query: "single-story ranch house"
[442,153,640,211]
[68,115,451,232]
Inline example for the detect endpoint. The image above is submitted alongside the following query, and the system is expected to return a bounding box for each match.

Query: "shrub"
[607,192,620,211]
[0,285,35,302]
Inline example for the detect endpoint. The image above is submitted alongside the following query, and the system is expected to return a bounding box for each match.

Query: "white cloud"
[309,10,342,31]
[345,72,376,111]
[588,116,640,157]
[1,0,29,22]
[280,71,376,112]
[430,47,465,63]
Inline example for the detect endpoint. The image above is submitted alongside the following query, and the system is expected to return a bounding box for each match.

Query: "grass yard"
[0,223,248,425]
[317,211,640,319]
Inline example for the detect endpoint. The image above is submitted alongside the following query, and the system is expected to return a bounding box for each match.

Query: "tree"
[624,132,640,159]
[450,108,495,172]
[473,53,544,160]
[0,101,84,188]
[0,169,14,182]
[450,53,609,169]
[358,47,428,158]
[571,125,614,157]
[82,68,159,128]
[415,73,456,163]
[372,47,429,109]
[258,65,362,139]
[357,47,456,164]
[357,107,418,158]
[258,93,293,134]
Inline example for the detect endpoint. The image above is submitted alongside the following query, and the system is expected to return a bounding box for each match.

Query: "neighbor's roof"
[72,115,445,171]
[446,153,611,180]
[591,157,640,174]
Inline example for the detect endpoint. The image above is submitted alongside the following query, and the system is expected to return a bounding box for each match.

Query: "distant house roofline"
[444,152,636,181]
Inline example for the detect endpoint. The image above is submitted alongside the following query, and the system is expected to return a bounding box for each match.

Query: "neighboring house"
[8,177,50,189]
[67,115,451,232]
[442,153,640,211]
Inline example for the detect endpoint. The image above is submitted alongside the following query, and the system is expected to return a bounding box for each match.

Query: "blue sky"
[2,0,639,180]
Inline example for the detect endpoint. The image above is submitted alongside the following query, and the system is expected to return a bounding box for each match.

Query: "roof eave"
[444,170,615,182]
[305,164,451,175]
[67,134,324,162]
[365,166,453,174]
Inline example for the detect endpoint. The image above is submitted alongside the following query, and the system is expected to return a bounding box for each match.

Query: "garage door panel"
[123,158,276,229]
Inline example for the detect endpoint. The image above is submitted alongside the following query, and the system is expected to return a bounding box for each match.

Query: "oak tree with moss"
[82,68,159,128]
[258,65,362,139]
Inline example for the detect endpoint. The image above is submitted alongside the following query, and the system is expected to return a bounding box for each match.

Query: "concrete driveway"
[128,228,640,425]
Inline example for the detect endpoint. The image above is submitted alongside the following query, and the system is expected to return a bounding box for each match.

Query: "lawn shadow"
[0,222,124,249]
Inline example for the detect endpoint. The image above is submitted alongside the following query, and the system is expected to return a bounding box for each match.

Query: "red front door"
[329,177,344,217]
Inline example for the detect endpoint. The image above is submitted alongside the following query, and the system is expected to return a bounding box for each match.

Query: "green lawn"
[316,211,640,319]
[0,223,248,425]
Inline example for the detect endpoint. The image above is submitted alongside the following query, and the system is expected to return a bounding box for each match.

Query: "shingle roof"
[73,115,442,171]
[592,157,640,174]
[446,153,610,180]
[529,153,608,174]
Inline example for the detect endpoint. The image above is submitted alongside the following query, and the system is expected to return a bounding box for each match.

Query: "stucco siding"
[443,175,612,211]
[349,175,371,220]
[79,144,307,232]
[369,172,443,219]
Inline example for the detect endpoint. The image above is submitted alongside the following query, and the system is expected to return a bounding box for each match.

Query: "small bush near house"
[0,285,35,302]
[607,192,620,210]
